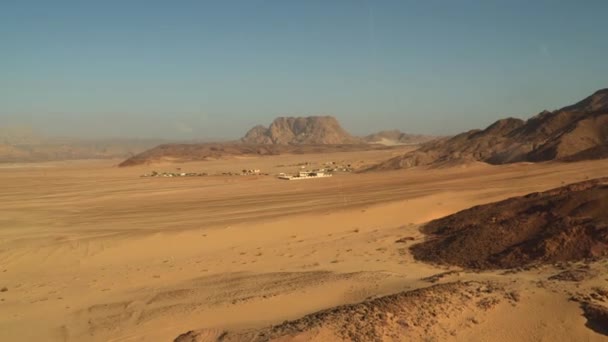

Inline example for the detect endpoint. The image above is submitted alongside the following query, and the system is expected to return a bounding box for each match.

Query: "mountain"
[367,89,608,170]
[363,129,437,145]
[241,116,362,145]
[411,177,608,269]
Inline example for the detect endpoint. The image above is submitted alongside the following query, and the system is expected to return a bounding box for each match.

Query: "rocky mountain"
[367,89,608,170]
[363,129,437,145]
[241,116,362,145]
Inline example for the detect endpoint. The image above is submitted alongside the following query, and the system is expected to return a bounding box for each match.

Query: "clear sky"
[1,0,607,139]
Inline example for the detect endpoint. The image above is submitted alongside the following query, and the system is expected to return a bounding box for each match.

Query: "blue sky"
[1,0,607,139]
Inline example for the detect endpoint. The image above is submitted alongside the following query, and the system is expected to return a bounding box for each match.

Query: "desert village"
[140,160,356,179]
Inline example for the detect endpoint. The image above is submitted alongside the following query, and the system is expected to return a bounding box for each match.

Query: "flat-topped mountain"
[367,88,608,170]
[241,116,362,145]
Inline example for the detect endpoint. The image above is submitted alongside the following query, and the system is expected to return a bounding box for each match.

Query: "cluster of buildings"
[278,169,333,180]
[141,171,208,178]
[140,169,269,178]
[321,161,355,172]
[139,161,355,181]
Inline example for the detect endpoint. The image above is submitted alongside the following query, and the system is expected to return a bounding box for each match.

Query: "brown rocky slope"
[368,88,608,170]
[411,177,608,270]
[118,143,390,167]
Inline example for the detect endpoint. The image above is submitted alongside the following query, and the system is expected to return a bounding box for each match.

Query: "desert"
[1,149,608,341]
[2,90,608,341]
[3,2,608,341]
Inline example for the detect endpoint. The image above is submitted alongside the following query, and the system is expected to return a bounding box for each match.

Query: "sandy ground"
[1,151,608,341]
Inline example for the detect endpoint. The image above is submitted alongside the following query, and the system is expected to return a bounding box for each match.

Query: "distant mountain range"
[0,127,166,163]
[367,88,608,170]
[15,87,607,168]
[118,116,431,166]
[362,130,437,145]
[0,126,42,145]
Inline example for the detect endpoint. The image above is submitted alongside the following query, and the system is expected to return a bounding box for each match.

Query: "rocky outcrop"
[411,178,608,269]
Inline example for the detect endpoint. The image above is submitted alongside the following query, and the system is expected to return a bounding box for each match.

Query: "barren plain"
[1,148,608,341]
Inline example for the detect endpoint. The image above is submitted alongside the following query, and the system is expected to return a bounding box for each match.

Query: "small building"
[278,170,332,180]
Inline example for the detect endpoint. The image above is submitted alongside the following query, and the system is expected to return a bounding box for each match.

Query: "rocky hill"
[363,129,437,145]
[411,177,608,269]
[241,116,362,145]
[367,89,608,170]
[118,143,391,167]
